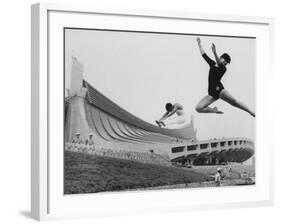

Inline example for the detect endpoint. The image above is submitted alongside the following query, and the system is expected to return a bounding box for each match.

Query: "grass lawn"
[64,151,211,194]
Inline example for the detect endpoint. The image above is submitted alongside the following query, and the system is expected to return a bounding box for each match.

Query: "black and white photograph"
[64,28,256,194]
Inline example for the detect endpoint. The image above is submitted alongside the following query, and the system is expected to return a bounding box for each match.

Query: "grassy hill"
[64,151,211,194]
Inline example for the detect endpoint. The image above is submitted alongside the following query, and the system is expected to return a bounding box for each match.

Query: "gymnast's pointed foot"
[155,120,162,127]
[155,120,166,127]
[214,107,224,114]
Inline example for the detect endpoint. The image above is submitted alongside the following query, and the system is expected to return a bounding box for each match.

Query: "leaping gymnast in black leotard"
[195,37,255,117]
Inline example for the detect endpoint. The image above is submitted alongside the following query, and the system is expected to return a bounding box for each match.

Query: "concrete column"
[70,57,83,96]
[65,57,91,142]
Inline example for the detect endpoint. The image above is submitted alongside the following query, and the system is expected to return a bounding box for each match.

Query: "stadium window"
[200,143,208,149]
[171,146,185,153]
[211,142,218,148]
[187,145,197,151]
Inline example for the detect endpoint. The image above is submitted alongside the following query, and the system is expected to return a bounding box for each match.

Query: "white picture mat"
[42,6,273,220]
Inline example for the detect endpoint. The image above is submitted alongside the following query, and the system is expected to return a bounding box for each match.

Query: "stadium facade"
[64,57,255,166]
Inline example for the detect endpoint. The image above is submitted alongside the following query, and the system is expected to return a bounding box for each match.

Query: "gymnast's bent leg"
[195,95,223,114]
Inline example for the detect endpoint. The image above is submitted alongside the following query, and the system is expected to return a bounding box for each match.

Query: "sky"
[65,28,256,141]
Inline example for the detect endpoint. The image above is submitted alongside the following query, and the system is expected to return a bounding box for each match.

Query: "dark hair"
[221,53,231,64]
[165,103,173,112]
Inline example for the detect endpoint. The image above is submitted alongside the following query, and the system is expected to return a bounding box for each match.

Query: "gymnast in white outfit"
[155,103,186,128]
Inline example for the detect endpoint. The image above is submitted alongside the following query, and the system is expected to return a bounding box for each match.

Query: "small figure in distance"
[215,167,222,187]
[196,37,255,117]
[85,133,95,146]
[72,132,84,144]
[155,102,186,128]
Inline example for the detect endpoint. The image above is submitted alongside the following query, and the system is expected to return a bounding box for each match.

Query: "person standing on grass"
[196,37,255,117]
[85,133,95,153]
[85,133,95,146]
[71,132,84,152]
[72,132,83,144]
[215,167,222,187]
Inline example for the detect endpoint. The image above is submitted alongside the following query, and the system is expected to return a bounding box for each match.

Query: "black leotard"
[202,53,227,99]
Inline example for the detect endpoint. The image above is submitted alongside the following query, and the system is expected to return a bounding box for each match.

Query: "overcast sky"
[65,29,256,141]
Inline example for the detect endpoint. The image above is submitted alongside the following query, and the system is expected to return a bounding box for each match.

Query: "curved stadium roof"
[83,80,196,141]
